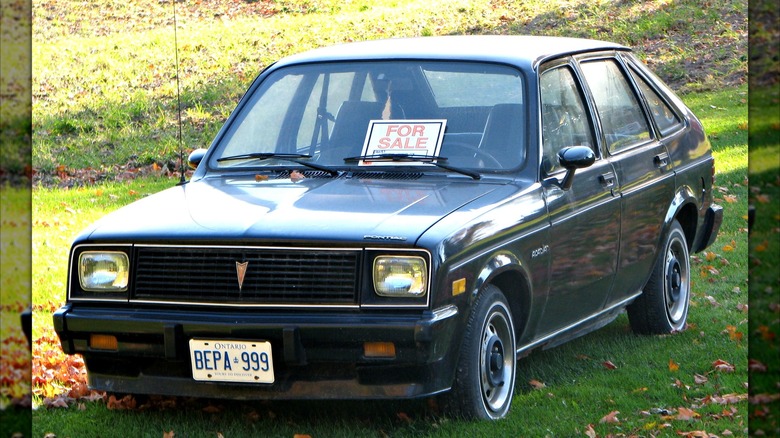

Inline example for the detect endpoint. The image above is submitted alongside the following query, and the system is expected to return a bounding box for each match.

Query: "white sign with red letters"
[359,120,447,166]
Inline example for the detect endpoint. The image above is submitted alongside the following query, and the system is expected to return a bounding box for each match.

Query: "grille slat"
[133,247,360,305]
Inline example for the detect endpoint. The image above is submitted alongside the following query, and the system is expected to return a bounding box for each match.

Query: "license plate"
[189,339,274,384]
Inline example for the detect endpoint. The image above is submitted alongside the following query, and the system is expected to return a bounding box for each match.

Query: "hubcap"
[667,257,682,302]
[664,237,689,325]
[479,307,515,415]
[485,334,505,387]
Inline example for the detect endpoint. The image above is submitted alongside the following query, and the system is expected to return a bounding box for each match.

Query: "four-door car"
[54,35,722,420]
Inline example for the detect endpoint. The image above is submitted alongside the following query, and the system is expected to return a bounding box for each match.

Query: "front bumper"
[53,304,460,399]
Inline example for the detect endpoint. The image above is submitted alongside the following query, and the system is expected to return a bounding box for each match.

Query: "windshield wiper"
[216,153,339,176]
[344,153,481,180]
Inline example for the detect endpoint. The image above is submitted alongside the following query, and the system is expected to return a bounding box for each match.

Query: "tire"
[443,284,516,420]
[628,219,690,334]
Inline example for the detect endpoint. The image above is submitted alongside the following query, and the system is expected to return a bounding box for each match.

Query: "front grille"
[132,246,360,305]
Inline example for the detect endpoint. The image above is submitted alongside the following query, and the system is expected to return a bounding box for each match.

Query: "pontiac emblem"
[235,261,249,291]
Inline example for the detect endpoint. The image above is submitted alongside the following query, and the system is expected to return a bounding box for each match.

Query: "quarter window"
[540,65,595,174]
[580,59,651,153]
[628,68,683,136]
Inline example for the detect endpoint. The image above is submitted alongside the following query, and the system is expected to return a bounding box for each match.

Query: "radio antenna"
[173,0,186,185]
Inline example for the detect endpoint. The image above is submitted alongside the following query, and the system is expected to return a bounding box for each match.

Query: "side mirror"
[187,148,208,169]
[556,146,595,190]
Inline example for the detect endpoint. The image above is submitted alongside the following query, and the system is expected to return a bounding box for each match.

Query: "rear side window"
[579,59,651,153]
[628,68,683,136]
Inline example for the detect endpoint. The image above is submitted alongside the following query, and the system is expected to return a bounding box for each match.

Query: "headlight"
[373,256,427,297]
[79,251,130,291]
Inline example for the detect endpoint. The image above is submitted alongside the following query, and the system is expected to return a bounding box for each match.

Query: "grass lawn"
[29,86,749,437]
[26,0,755,436]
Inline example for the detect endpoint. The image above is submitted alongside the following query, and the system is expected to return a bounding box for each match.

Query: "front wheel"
[628,219,691,334]
[443,284,516,420]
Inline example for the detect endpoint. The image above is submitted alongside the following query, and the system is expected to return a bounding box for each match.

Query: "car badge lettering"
[235,261,249,291]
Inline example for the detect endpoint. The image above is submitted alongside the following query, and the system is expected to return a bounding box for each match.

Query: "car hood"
[80,174,512,244]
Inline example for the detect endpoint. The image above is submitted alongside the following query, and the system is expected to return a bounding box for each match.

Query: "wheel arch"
[664,186,699,251]
[469,251,532,341]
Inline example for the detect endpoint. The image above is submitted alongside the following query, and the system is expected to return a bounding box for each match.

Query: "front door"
[536,61,621,334]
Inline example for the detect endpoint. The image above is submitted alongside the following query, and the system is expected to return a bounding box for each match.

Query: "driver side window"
[540,65,595,174]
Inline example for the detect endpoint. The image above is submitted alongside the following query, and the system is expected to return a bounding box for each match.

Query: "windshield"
[210,61,526,172]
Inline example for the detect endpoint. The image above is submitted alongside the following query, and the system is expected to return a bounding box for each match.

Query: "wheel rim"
[664,235,689,326]
[479,308,514,413]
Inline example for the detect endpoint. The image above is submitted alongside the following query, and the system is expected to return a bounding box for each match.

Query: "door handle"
[654,152,669,168]
[599,171,615,188]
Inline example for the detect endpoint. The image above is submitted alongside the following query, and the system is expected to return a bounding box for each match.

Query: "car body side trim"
[515,291,642,355]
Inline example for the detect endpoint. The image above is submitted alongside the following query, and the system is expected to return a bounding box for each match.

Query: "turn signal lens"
[364,342,396,358]
[90,334,118,351]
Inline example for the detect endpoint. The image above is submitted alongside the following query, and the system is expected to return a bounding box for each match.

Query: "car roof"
[274,35,629,70]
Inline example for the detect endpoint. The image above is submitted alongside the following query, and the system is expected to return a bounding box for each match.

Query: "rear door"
[577,55,677,307]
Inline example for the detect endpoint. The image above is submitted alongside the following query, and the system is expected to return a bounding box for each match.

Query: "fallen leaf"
[712,359,735,372]
[750,393,780,404]
[673,379,690,390]
[290,170,305,182]
[677,430,710,437]
[584,423,597,438]
[163,431,174,438]
[748,359,767,372]
[711,393,747,404]
[722,325,743,341]
[669,359,680,372]
[602,360,617,370]
[600,410,620,424]
[755,193,771,203]
[202,404,222,414]
[396,412,413,424]
[676,407,700,421]
[693,374,708,385]
[758,325,776,341]
[529,379,546,389]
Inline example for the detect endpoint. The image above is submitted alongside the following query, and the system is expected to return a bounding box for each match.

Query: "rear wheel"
[628,219,690,334]
[443,284,516,420]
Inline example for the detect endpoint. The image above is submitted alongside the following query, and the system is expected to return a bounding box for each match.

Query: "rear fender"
[662,185,699,250]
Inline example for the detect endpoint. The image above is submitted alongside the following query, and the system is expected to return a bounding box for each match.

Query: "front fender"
[470,251,523,301]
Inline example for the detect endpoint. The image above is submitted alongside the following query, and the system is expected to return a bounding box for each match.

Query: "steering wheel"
[442,142,503,168]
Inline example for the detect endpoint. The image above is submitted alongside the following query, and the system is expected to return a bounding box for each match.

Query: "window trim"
[573,53,657,157]
[619,53,687,139]
[537,58,602,178]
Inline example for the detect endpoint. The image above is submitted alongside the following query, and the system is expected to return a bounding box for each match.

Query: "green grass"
[28,0,750,435]
[31,0,746,177]
[29,85,749,436]
[747,81,780,435]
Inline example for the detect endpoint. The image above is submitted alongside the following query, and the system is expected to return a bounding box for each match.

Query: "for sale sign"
[359,120,447,166]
